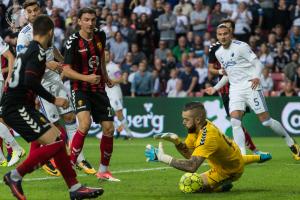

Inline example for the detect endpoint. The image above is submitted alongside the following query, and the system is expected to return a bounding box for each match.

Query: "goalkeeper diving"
[145,102,272,193]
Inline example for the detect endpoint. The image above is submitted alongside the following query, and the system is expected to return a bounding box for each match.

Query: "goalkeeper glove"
[153,132,181,145]
[145,142,173,164]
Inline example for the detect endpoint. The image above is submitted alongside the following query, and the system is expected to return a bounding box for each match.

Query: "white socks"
[231,118,246,155]
[99,164,108,173]
[262,118,295,147]
[10,169,22,182]
[0,123,21,151]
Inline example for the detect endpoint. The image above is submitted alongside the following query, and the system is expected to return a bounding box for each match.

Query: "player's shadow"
[230,188,272,193]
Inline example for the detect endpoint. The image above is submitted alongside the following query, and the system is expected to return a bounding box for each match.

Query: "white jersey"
[17,24,60,85]
[0,36,9,81]
[215,40,260,91]
[105,61,123,99]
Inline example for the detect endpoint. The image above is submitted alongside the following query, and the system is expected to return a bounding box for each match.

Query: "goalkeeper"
[145,102,271,192]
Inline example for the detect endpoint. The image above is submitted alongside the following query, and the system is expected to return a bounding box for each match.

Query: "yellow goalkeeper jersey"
[184,120,244,175]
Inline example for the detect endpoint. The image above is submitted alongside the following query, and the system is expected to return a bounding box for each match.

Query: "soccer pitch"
[1,137,300,200]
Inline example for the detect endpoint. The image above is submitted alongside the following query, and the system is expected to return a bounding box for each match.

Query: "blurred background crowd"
[1,0,300,97]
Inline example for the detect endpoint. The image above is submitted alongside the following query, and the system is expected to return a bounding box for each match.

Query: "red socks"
[243,126,257,151]
[17,140,65,176]
[100,135,113,166]
[53,143,78,188]
[70,130,86,164]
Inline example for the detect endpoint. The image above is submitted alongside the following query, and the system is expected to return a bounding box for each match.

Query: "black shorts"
[71,90,114,122]
[221,94,250,117]
[2,105,51,143]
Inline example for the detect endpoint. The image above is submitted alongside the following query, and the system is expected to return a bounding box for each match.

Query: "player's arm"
[63,64,100,84]
[53,46,64,62]
[145,142,205,173]
[205,75,229,95]
[169,156,205,173]
[2,49,15,86]
[175,142,194,159]
[208,63,226,76]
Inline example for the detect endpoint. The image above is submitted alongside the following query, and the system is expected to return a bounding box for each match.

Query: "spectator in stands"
[280,80,298,96]
[130,43,146,64]
[152,0,165,45]
[221,0,237,16]
[208,2,227,35]
[190,0,208,36]
[267,32,277,55]
[164,50,177,70]
[53,0,71,18]
[248,0,263,30]
[166,69,179,96]
[284,52,299,81]
[131,61,154,97]
[186,31,194,49]
[231,2,252,42]
[51,7,65,30]
[274,24,285,43]
[249,35,259,54]
[157,2,176,48]
[177,62,199,96]
[129,12,138,30]
[187,51,198,67]
[176,52,189,71]
[133,0,152,16]
[120,71,131,96]
[173,0,193,17]
[119,17,136,45]
[121,52,134,73]
[260,68,273,96]
[109,31,129,64]
[46,0,53,16]
[128,64,138,83]
[283,37,296,60]
[290,24,300,49]
[289,0,300,22]
[153,58,169,91]
[259,0,275,31]
[175,7,189,39]
[152,69,161,96]
[293,66,300,92]
[136,13,152,56]
[172,36,190,62]
[273,43,289,72]
[190,34,204,57]
[259,43,274,71]
[274,0,291,30]
[195,57,208,89]
[101,14,118,43]
[155,40,169,61]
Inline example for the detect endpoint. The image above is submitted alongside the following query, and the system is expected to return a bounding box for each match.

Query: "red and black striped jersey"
[208,42,229,95]
[64,29,106,92]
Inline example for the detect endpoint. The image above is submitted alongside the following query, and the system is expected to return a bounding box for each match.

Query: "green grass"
[1,137,300,200]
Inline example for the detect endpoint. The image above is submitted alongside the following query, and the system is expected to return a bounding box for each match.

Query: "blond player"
[145,102,271,192]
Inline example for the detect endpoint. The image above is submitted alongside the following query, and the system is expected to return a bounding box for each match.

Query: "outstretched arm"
[175,142,193,159]
[170,156,205,173]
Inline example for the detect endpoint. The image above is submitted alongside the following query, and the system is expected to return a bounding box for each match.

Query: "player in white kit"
[206,24,300,160]
[105,51,133,139]
[0,36,25,167]
[16,0,96,175]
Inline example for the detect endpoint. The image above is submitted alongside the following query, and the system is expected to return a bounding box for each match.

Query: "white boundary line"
[0,166,173,184]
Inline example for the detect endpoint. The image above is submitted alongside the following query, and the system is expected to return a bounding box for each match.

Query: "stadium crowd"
[1,0,300,97]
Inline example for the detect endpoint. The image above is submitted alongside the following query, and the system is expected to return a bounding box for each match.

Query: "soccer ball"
[178,173,204,193]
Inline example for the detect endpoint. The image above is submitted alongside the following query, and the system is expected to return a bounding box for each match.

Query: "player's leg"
[3,108,103,199]
[229,94,247,155]
[93,93,120,181]
[115,109,133,139]
[249,90,300,159]
[222,94,260,153]
[242,153,272,164]
[0,119,25,167]
[38,97,62,176]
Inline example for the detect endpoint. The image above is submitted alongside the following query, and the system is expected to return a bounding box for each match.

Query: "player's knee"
[230,118,241,129]
[62,112,76,123]
[102,126,114,136]
[78,119,91,133]
[262,118,273,127]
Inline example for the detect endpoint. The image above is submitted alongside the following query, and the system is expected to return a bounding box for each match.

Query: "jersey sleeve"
[16,32,29,55]
[0,37,9,55]
[192,130,217,158]
[239,42,257,62]
[208,44,218,64]
[64,34,77,66]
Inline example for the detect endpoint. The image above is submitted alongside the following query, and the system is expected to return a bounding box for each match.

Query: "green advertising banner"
[121,97,300,138]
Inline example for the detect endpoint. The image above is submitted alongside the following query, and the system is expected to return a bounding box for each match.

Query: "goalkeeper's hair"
[183,102,207,121]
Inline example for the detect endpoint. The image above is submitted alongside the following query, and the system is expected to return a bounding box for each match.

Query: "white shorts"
[229,89,268,114]
[109,96,123,111]
[39,80,73,123]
